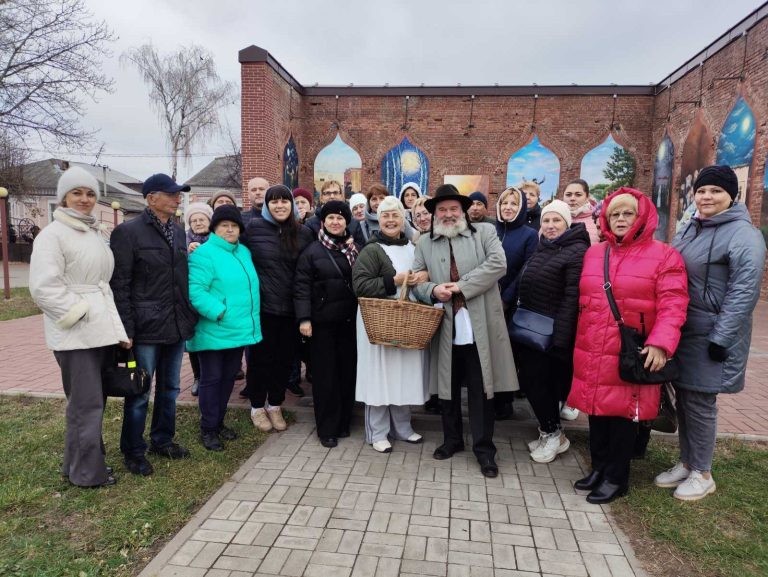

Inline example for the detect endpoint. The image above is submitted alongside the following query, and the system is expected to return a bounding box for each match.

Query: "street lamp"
[0,187,10,299]
[111,201,121,228]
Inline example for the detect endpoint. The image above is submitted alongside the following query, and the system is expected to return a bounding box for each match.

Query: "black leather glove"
[708,342,728,362]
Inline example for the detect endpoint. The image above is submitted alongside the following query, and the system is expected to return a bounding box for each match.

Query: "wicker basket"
[358,277,444,350]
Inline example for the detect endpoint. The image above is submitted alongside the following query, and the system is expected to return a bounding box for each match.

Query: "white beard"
[433,214,468,238]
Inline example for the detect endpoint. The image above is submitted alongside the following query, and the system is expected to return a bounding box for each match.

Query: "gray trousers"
[675,387,718,473]
[53,347,110,486]
[364,404,415,444]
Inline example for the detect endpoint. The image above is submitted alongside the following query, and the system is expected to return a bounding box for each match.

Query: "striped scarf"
[318,227,359,267]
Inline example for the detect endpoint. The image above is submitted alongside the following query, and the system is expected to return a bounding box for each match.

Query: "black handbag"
[651,382,678,433]
[102,346,150,397]
[508,306,554,352]
[603,247,680,384]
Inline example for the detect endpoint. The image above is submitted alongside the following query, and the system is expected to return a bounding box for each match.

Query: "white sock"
[268,405,280,412]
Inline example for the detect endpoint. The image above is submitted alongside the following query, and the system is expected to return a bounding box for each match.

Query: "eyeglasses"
[321,189,342,197]
[216,223,240,230]
[608,211,637,221]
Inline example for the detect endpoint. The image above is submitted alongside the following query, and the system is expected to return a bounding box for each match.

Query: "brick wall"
[651,16,768,296]
[240,8,768,294]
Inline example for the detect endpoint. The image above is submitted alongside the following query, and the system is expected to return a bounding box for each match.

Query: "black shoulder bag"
[603,247,679,384]
[102,347,150,397]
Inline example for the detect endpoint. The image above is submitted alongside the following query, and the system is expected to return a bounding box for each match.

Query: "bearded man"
[413,184,518,478]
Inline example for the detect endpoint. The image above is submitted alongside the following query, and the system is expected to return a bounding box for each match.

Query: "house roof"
[186,155,241,190]
[21,158,146,213]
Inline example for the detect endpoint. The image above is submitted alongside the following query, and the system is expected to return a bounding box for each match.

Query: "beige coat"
[29,209,128,351]
[413,223,518,399]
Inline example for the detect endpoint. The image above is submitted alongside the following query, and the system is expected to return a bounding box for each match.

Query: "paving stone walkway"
[140,418,645,577]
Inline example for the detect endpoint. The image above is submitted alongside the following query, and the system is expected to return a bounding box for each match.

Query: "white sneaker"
[404,433,423,444]
[372,440,392,453]
[654,462,690,488]
[559,404,580,421]
[530,430,570,463]
[673,470,716,501]
[528,429,546,452]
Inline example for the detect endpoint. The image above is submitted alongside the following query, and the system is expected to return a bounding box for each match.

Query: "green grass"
[608,437,768,577]
[0,287,40,321]
[0,396,273,577]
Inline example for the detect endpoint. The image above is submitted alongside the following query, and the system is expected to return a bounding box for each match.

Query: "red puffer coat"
[567,188,689,421]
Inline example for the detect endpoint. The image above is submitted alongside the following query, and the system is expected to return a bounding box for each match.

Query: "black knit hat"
[265,184,294,204]
[425,184,473,213]
[210,204,245,233]
[319,200,352,224]
[693,165,739,200]
[468,191,488,207]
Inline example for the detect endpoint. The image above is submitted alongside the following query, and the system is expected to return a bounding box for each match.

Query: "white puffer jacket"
[29,208,128,351]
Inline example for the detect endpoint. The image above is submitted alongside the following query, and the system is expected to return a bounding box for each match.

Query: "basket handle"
[399,270,411,302]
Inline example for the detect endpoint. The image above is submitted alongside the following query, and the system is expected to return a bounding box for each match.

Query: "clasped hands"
[432,282,462,303]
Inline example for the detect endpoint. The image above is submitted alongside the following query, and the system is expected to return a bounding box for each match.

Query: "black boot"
[574,470,602,491]
[586,479,628,504]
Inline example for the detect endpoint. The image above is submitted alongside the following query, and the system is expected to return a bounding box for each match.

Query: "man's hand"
[432,283,454,303]
[119,339,133,349]
[410,271,429,285]
[299,321,312,338]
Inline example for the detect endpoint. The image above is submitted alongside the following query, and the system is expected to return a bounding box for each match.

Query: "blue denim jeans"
[120,341,184,457]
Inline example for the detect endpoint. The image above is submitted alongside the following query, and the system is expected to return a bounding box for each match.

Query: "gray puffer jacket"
[672,203,766,394]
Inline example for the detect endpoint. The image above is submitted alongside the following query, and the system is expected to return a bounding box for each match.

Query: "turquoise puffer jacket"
[187,233,262,352]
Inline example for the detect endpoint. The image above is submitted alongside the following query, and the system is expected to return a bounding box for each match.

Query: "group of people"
[30,163,764,505]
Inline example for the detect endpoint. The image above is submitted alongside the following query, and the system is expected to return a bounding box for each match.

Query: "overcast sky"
[32,0,761,183]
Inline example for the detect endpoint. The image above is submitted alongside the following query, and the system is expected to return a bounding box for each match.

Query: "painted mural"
[652,134,675,241]
[580,134,631,200]
[677,111,713,231]
[381,137,429,197]
[283,136,298,190]
[506,135,560,201]
[444,175,489,196]
[715,96,755,204]
[761,157,768,245]
[313,134,362,196]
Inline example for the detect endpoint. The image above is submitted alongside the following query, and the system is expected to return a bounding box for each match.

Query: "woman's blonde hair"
[497,187,522,221]
[606,193,638,215]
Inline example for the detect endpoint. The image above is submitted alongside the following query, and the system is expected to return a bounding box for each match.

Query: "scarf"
[318,227,359,267]
[570,201,594,219]
[55,207,100,231]
[186,229,209,246]
[146,207,175,247]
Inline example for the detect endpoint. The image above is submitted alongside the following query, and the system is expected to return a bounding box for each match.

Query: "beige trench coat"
[412,223,518,400]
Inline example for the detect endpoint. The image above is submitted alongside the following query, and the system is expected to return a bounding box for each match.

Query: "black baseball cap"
[142,173,191,197]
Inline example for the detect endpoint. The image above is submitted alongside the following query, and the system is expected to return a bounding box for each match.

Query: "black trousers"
[441,344,496,461]
[311,319,357,439]
[189,351,200,379]
[517,345,572,434]
[198,347,243,432]
[247,313,296,408]
[588,415,638,485]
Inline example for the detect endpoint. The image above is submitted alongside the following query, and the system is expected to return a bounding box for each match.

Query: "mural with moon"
[381,137,429,197]
[715,95,755,204]
[506,135,560,201]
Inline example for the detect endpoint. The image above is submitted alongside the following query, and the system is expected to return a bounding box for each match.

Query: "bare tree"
[0,0,115,146]
[122,44,236,180]
[0,131,28,195]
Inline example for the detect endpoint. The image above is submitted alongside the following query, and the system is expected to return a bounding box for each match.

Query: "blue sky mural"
[652,134,675,241]
[381,137,429,196]
[580,134,625,188]
[506,135,560,199]
[283,136,298,190]
[716,96,755,167]
[314,134,362,193]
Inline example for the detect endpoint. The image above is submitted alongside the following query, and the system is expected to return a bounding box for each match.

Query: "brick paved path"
[139,419,645,577]
[3,301,767,437]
